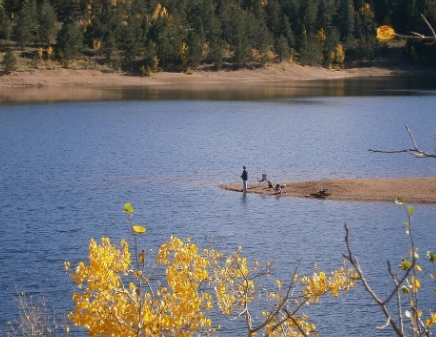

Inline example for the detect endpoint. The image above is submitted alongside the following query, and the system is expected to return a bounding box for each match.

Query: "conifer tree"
[13,0,38,50]
[336,0,355,41]
[1,47,17,74]
[186,31,202,69]
[56,16,84,67]
[355,3,378,61]
[274,34,290,62]
[299,25,323,66]
[0,7,13,41]
[208,38,224,69]
[37,0,57,47]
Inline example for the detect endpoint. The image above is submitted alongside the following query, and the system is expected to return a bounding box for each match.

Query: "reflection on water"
[1,75,436,104]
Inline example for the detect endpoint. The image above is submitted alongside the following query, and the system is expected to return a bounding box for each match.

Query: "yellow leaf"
[123,202,134,213]
[412,276,421,291]
[415,265,422,272]
[132,225,146,234]
[377,25,396,42]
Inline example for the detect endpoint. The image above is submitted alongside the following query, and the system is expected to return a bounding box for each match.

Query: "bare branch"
[368,124,436,158]
[343,223,406,337]
[394,14,436,44]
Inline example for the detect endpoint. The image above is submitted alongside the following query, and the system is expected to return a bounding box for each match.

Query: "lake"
[1,76,435,336]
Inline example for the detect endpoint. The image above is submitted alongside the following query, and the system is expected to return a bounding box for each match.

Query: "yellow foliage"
[359,2,372,14]
[335,44,345,66]
[70,236,212,337]
[180,41,188,65]
[426,313,436,328]
[92,40,101,51]
[300,265,359,303]
[317,28,326,41]
[68,205,359,336]
[376,25,396,42]
[151,3,170,21]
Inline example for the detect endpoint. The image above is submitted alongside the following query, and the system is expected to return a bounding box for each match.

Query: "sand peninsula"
[221,178,436,204]
[1,63,435,203]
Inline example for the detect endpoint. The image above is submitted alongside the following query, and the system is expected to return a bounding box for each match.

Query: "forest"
[1,0,436,74]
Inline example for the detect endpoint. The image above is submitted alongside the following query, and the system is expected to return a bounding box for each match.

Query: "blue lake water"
[1,76,436,336]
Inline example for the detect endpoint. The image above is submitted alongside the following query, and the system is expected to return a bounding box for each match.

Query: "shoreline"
[220,177,436,204]
[0,62,429,89]
[1,62,433,103]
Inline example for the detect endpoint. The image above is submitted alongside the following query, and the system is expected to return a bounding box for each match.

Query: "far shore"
[221,177,436,204]
[1,62,435,102]
[0,63,430,89]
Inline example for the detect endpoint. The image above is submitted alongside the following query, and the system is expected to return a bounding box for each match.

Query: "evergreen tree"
[56,16,84,66]
[0,7,13,41]
[317,0,336,32]
[274,34,290,62]
[208,38,224,69]
[355,3,378,61]
[230,10,251,67]
[117,13,146,68]
[266,0,281,38]
[298,26,323,66]
[37,0,57,47]
[322,28,340,66]
[247,12,271,53]
[143,39,158,70]
[280,14,295,48]
[336,0,355,41]
[13,0,38,50]
[1,48,17,74]
[186,31,202,69]
[3,0,24,15]
[150,18,183,68]
[85,1,121,62]
[298,0,319,34]
[51,0,75,21]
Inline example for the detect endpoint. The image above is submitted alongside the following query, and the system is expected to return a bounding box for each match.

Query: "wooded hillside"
[1,0,436,74]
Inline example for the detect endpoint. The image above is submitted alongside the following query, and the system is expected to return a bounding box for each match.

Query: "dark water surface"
[1,76,436,336]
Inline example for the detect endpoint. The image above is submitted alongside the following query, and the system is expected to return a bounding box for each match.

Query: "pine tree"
[13,0,38,50]
[186,31,202,69]
[298,26,323,66]
[336,0,355,41]
[0,7,13,41]
[355,3,378,61]
[56,16,84,67]
[208,38,224,69]
[280,14,295,48]
[37,0,57,47]
[274,34,290,62]
[1,48,17,74]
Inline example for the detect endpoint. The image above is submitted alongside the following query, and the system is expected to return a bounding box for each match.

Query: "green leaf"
[123,202,134,213]
[395,198,405,205]
[427,251,436,263]
[402,285,410,294]
[407,205,414,216]
[400,258,412,271]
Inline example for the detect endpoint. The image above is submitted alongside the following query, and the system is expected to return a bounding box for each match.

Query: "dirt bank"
[221,177,436,204]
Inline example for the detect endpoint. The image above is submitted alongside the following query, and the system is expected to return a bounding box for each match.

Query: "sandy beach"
[0,62,422,89]
[221,178,436,204]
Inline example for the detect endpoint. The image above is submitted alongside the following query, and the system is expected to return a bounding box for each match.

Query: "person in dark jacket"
[241,165,248,193]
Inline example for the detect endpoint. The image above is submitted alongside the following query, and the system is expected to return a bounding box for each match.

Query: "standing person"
[241,165,248,193]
